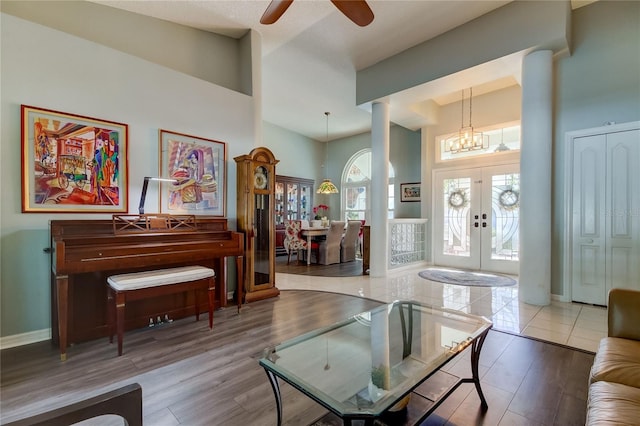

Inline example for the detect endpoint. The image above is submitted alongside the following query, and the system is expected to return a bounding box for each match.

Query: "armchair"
[341,220,362,263]
[318,221,345,265]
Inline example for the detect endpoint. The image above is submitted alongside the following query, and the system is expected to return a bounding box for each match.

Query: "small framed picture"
[159,129,226,216]
[21,105,128,213]
[400,182,421,202]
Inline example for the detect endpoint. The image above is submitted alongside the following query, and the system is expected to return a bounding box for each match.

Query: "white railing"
[388,219,429,269]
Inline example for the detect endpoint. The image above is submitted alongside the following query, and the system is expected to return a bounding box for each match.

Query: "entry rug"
[418,267,516,287]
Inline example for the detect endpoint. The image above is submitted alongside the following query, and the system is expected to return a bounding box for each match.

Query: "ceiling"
[94,0,592,142]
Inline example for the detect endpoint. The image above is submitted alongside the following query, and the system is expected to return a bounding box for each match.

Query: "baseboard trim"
[1,328,51,350]
[551,293,571,303]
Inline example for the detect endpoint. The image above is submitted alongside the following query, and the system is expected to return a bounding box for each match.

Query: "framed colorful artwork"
[21,105,128,213]
[400,182,421,202]
[159,129,227,216]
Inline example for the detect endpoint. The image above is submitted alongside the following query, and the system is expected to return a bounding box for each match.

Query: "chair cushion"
[590,337,640,388]
[586,381,640,425]
[107,266,214,291]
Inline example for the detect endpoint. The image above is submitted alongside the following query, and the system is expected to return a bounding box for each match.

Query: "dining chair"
[283,220,307,264]
[358,219,366,257]
[340,220,362,263]
[318,221,345,265]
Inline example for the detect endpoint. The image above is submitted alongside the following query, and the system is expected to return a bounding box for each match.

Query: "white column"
[519,50,552,306]
[420,126,432,263]
[370,102,390,277]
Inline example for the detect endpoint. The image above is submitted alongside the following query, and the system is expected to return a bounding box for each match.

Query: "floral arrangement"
[313,204,329,220]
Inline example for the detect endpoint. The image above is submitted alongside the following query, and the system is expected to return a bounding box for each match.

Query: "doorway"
[433,164,520,274]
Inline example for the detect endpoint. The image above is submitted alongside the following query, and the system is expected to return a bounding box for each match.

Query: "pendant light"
[444,88,489,154]
[494,127,511,152]
[317,111,339,194]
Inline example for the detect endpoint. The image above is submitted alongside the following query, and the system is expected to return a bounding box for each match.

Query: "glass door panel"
[275,181,285,225]
[434,169,480,270]
[300,184,311,221]
[287,183,298,220]
[489,173,520,261]
[481,165,519,274]
[442,176,473,258]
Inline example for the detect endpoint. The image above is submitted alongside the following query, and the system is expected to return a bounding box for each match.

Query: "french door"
[434,164,520,274]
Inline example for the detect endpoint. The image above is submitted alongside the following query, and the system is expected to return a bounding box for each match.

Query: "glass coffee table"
[259,300,492,425]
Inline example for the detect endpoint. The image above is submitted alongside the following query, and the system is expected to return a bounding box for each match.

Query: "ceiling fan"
[260,0,374,27]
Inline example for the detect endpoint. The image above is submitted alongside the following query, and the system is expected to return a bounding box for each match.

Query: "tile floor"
[276,264,607,353]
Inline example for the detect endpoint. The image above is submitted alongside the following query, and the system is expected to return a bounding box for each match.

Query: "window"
[342,149,395,222]
[436,122,521,162]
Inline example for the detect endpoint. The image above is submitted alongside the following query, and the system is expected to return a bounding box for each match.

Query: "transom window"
[436,122,521,162]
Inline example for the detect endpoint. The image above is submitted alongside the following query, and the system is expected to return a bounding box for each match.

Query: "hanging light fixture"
[317,111,339,194]
[494,127,511,152]
[444,87,489,154]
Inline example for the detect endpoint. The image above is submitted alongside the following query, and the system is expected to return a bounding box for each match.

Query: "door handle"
[474,222,479,228]
[482,213,487,219]
[482,222,487,228]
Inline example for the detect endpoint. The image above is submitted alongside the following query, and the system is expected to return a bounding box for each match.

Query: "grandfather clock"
[234,147,280,303]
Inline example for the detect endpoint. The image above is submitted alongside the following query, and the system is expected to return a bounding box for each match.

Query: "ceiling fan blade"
[330,0,374,27]
[260,0,294,25]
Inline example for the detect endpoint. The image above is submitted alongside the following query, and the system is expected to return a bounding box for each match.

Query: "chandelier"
[317,112,339,194]
[444,88,488,154]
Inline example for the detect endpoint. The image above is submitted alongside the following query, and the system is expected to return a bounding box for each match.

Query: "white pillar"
[519,50,552,306]
[420,126,432,263]
[370,102,390,277]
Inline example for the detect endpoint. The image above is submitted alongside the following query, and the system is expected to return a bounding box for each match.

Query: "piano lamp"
[139,176,177,214]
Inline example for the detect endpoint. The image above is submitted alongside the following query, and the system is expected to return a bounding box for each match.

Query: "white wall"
[0,13,256,338]
[329,125,422,220]
[552,1,640,296]
[263,122,323,181]
[0,0,246,94]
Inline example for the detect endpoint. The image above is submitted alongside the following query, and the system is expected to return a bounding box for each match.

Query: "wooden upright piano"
[50,216,244,360]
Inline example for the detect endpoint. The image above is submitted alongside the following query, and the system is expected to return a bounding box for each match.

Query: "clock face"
[254,166,267,189]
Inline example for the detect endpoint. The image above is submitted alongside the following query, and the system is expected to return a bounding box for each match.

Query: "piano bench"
[107,265,215,356]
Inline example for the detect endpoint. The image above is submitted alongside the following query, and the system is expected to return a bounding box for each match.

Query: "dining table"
[300,226,328,265]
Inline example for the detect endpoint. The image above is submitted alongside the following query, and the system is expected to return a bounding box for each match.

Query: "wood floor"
[0,291,593,426]
[275,254,364,277]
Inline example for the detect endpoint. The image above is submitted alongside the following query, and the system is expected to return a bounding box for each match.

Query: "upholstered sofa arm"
[608,288,640,341]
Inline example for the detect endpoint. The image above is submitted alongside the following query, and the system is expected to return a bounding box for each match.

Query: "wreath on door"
[448,189,468,210]
[498,188,519,210]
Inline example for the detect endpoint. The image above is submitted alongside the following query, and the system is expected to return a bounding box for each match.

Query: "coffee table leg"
[264,369,283,426]
[469,328,490,410]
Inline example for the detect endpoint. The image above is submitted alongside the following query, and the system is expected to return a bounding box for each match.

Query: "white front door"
[434,164,520,274]
[571,128,640,305]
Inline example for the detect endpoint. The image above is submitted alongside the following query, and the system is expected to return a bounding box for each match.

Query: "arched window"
[341,149,395,222]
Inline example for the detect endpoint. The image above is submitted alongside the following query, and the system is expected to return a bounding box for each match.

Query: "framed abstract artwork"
[21,105,128,213]
[400,182,421,202]
[159,129,226,216]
